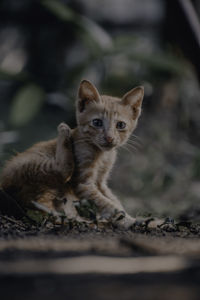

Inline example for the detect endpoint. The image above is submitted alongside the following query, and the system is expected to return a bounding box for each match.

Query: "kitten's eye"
[116,121,126,130]
[92,118,103,128]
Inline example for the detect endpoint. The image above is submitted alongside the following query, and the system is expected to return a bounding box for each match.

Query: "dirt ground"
[0,212,200,300]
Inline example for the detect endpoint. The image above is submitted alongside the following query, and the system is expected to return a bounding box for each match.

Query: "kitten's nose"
[105,136,114,144]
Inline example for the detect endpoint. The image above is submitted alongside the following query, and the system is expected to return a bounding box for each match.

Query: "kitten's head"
[76,80,144,150]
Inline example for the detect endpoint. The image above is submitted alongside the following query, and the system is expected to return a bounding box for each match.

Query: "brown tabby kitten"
[1,80,144,229]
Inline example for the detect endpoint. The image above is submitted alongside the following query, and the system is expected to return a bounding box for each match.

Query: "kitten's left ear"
[122,86,144,119]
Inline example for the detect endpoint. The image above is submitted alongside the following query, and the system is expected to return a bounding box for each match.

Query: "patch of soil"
[0,212,200,300]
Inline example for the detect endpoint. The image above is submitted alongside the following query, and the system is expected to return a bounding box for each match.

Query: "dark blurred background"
[0,0,200,219]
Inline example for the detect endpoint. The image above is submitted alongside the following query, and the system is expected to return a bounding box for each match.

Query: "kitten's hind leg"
[56,123,74,181]
[34,190,58,212]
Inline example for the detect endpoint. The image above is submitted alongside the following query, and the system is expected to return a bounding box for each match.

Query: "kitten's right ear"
[77,80,101,112]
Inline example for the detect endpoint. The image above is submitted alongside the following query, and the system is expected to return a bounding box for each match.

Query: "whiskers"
[73,133,143,154]
[93,140,104,151]
[121,144,133,154]
[129,134,143,147]
[73,136,103,151]
[121,134,143,154]
[130,133,143,145]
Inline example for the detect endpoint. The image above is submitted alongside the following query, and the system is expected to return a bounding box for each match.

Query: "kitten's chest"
[94,151,116,180]
[73,146,113,174]
[97,152,110,169]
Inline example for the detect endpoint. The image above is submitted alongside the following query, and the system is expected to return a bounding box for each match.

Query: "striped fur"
[1,80,144,229]
[1,123,76,218]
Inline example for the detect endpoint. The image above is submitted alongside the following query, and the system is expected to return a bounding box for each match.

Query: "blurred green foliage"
[9,84,45,127]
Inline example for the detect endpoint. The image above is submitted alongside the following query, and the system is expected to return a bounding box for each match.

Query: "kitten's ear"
[77,80,101,112]
[122,86,144,119]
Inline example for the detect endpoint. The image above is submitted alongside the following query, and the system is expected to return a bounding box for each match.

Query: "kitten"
[1,80,144,229]
[70,80,144,229]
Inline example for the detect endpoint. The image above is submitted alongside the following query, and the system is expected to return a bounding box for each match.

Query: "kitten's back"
[1,139,63,206]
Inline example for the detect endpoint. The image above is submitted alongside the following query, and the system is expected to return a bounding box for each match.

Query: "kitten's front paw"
[114,214,136,230]
[101,207,119,220]
[57,123,71,138]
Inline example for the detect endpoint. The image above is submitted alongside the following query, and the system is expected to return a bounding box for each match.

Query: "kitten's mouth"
[101,143,115,150]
